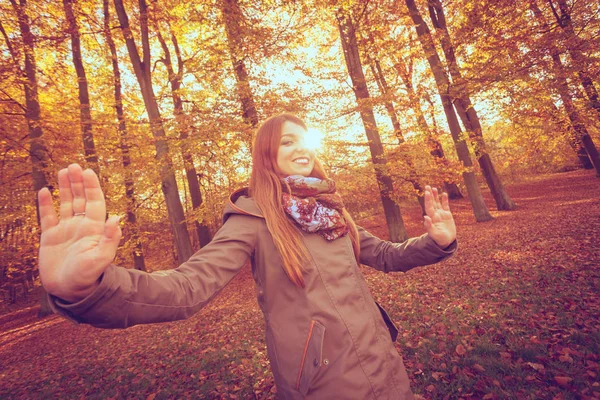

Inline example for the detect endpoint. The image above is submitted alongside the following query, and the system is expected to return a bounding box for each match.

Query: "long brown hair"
[248,113,360,287]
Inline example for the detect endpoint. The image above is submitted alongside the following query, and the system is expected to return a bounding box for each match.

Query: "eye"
[280,139,293,146]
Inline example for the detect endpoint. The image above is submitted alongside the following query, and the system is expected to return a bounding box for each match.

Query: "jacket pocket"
[376,302,399,342]
[296,320,325,396]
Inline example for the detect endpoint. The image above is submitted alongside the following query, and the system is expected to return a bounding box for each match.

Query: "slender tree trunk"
[548,51,600,177]
[7,0,52,316]
[367,55,426,214]
[154,20,212,248]
[220,0,259,147]
[404,0,492,222]
[548,102,593,169]
[393,56,463,199]
[548,0,600,117]
[337,10,407,242]
[428,0,515,210]
[114,0,193,262]
[103,0,145,270]
[63,0,100,176]
[530,2,600,176]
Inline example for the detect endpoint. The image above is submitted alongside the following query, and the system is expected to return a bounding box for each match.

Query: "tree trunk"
[154,19,212,248]
[393,56,463,199]
[548,103,594,169]
[404,0,493,222]
[114,0,193,262]
[63,0,100,176]
[367,56,426,215]
[549,0,600,118]
[530,2,600,176]
[103,0,146,271]
[548,56,600,176]
[220,0,259,147]
[337,10,407,242]
[8,0,52,316]
[428,0,515,210]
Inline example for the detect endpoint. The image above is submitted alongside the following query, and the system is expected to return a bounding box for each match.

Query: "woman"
[38,113,457,399]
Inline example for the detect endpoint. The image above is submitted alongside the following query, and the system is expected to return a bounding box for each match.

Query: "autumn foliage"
[1,0,600,398]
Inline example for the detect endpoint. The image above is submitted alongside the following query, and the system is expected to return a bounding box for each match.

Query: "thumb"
[95,215,122,261]
[423,215,432,231]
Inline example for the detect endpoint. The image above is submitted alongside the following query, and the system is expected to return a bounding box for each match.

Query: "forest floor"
[1,169,599,400]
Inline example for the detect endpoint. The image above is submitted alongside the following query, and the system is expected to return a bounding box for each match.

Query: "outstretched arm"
[359,186,457,273]
[39,164,256,329]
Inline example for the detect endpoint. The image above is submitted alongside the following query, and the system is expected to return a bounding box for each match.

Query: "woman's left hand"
[423,185,456,248]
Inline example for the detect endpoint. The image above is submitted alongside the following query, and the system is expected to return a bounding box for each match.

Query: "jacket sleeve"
[358,226,457,273]
[47,214,258,329]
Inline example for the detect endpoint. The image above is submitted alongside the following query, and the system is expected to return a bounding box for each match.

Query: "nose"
[294,140,309,154]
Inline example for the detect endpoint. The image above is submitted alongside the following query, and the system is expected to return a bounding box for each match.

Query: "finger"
[432,187,441,209]
[68,164,86,214]
[94,216,122,264]
[423,215,432,230]
[441,192,451,212]
[424,185,435,217]
[58,168,74,219]
[38,188,58,232]
[82,169,106,221]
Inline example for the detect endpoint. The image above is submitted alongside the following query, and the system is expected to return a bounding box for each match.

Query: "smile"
[293,157,310,165]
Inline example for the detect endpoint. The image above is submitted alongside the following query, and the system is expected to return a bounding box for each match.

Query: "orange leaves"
[553,376,573,387]
[455,343,467,355]
[472,363,486,372]
[526,362,545,372]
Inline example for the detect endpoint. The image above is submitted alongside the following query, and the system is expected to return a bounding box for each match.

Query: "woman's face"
[276,121,315,177]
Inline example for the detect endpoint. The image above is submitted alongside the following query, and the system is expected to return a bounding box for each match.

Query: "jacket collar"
[223,188,264,222]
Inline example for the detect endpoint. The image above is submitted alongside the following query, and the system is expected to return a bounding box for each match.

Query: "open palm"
[423,185,456,248]
[38,164,121,302]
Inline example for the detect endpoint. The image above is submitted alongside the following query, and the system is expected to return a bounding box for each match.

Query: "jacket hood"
[223,188,264,223]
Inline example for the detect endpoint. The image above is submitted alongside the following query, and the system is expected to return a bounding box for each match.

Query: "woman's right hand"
[38,164,122,303]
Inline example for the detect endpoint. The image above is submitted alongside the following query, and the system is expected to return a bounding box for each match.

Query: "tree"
[103,0,146,271]
[113,0,193,262]
[361,34,427,214]
[548,0,600,118]
[337,9,408,242]
[529,0,600,176]
[404,0,493,222]
[427,0,516,210]
[62,0,100,176]
[152,9,212,248]
[391,51,463,199]
[220,0,259,147]
[4,0,52,315]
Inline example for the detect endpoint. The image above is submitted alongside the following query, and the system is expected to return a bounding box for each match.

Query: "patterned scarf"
[281,175,349,241]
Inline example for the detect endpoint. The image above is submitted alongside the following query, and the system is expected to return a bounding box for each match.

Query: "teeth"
[294,158,309,164]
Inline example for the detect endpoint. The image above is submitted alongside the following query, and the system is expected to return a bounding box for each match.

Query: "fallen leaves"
[1,170,599,399]
[554,376,573,387]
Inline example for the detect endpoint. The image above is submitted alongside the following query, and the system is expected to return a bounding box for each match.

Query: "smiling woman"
[276,120,316,177]
[39,112,457,399]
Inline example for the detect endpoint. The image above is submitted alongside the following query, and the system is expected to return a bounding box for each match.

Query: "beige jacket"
[49,189,457,399]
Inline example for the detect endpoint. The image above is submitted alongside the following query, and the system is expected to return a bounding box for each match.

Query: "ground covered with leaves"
[1,170,599,399]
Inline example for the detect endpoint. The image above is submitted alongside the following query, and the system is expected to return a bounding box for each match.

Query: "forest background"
[0,0,599,398]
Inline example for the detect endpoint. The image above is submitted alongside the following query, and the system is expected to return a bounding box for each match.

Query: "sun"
[305,128,324,151]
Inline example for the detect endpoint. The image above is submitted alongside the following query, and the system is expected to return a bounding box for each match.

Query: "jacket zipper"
[296,320,316,390]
